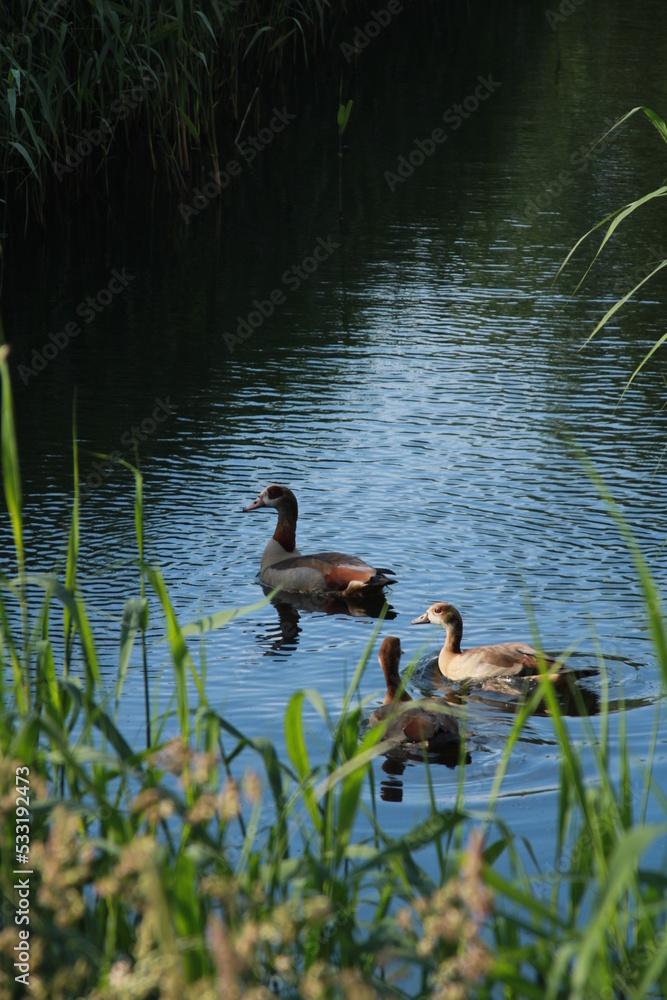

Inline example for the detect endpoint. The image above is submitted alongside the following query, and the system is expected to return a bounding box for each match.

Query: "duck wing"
[401,705,459,745]
[273,552,395,592]
[460,643,556,680]
[371,702,459,748]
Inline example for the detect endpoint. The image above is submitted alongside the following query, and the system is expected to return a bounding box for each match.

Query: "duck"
[243,484,396,597]
[369,636,459,750]
[410,603,558,682]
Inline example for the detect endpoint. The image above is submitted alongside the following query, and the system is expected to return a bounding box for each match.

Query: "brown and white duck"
[369,636,459,750]
[411,603,558,682]
[243,484,396,597]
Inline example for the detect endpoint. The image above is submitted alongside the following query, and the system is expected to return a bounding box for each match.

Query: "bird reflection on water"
[256,585,397,654]
[378,742,473,803]
[373,657,606,803]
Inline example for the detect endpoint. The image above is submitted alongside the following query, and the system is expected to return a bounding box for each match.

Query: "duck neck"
[384,684,412,705]
[273,496,298,552]
[444,616,463,654]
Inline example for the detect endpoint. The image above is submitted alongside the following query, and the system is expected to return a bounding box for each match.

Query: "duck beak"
[410,612,430,625]
[243,495,266,511]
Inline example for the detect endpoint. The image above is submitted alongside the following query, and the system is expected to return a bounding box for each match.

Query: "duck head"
[243,484,298,516]
[411,603,462,629]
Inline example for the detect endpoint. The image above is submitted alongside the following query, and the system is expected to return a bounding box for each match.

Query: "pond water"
[4,0,667,884]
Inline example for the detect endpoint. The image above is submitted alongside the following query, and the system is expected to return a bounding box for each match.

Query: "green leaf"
[117,597,149,710]
[284,691,323,832]
[194,10,216,41]
[178,108,200,142]
[243,24,272,60]
[580,257,667,350]
[36,639,62,720]
[1,345,24,582]
[337,99,353,136]
[634,930,667,996]
[60,679,136,761]
[18,573,101,685]
[619,327,667,402]
[9,140,37,173]
[639,106,667,145]
[181,591,278,637]
[285,691,311,779]
[572,824,667,994]
[64,398,79,674]
[335,710,367,864]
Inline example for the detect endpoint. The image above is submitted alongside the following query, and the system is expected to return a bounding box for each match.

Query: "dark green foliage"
[0,0,356,226]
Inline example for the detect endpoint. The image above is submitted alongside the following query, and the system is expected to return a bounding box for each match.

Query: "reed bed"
[0,0,361,228]
[557,106,667,402]
[1,341,667,997]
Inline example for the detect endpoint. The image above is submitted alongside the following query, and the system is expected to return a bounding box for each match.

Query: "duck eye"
[267,486,282,499]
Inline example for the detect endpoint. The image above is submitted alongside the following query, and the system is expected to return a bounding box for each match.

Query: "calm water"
[3,0,667,882]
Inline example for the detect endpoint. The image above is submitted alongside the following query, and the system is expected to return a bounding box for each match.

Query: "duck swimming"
[369,636,459,750]
[243,484,396,597]
[411,603,558,682]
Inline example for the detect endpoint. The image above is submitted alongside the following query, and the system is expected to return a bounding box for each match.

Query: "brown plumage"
[411,603,559,682]
[369,636,459,750]
[243,484,395,597]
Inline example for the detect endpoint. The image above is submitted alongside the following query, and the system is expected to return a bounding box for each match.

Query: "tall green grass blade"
[334,709,367,865]
[619,328,667,402]
[64,397,79,674]
[633,933,667,997]
[146,566,191,739]
[571,825,667,995]
[284,689,323,833]
[337,98,353,135]
[0,588,24,707]
[581,259,667,349]
[558,187,667,294]
[36,638,63,721]
[340,605,387,715]
[19,572,101,686]
[315,725,403,803]
[116,597,149,717]
[580,455,667,679]
[604,105,667,145]
[555,204,626,283]
[59,678,136,762]
[181,591,278,636]
[9,140,37,173]
[11,713,40,764]
[0,341,31,712]
[0,344,25,606]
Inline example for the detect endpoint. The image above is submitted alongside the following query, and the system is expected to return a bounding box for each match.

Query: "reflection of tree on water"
[256,585,397,654]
